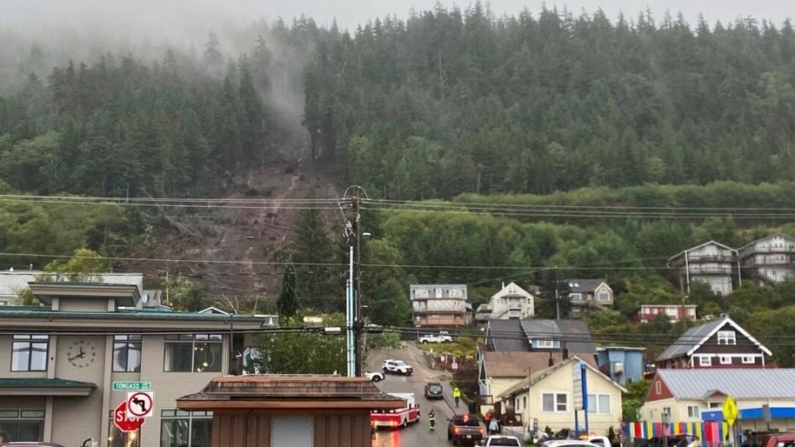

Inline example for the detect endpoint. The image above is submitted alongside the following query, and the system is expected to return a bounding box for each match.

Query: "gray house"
[410,284,469,327]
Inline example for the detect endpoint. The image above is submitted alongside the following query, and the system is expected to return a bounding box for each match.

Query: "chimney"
[502,281,505,289]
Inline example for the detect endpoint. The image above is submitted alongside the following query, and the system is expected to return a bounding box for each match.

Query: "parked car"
[365,371,385,382]
[636,435,700,447]
[382,359,414,375]
[479,435,523,446]
[539,442,601,447]
[747,433,795,447]
[425,382,444,399]
[419,333,453,343]
[448,414,484,445]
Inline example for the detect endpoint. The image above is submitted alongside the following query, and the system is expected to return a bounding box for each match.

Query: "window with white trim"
[699,356,712,367]
[536,340,554,349]
[587,394,612,414]
[598,292,610,302]
[742,356,755,364]
[571,293,582,302]
[655,382,662,394]
[687,405,700,418]
[542,393,568,412]
[11,335,49,372]
[720,356,732,365]
[717,330,736,345]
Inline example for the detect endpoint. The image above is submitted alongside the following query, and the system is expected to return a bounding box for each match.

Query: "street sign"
[127,391,155,418]
[572,363,584,410]
[113,381,151,391]
[114,401,145,432]
[723,395,738,427]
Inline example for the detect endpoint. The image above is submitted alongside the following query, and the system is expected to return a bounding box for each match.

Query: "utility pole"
[554,266,561,320]
[352,191,364,376]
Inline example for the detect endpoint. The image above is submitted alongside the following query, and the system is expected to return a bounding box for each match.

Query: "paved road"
[367,344,482,447]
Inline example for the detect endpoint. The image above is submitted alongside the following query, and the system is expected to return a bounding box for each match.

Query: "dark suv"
[425,382,444,400]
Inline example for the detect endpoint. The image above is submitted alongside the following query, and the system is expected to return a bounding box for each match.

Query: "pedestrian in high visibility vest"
[453,387,461,408]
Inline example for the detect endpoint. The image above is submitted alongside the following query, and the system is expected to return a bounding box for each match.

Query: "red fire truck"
[371,392,421,429]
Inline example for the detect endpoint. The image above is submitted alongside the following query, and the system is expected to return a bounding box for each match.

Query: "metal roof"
[565,279,608,293]
[657,315,771,360]
[0,378,96,389]
[658,369,795,399]
[667,240,736,263]
[486,319,595,353]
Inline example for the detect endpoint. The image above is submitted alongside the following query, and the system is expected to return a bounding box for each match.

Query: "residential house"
[640,369,795,429]
[0,270,145,306]
[656,315,771,369]
[667,241,740,296]
[596,347,646,386]
[486,282,536,320]
[634,304,698,324]
[176,375,404,447]
[567,279,613,318]
[484,319,596,354]
[477,349,598,414]
[0,281,277,447]
[410,284,469,327]
[739,233,795,285]
[499,356,627,436]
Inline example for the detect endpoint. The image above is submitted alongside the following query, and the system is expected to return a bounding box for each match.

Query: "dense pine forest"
[304,6,795,197]
[2,5,795,360]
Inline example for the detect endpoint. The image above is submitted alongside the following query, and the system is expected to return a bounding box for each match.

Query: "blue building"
[596,346,646,385]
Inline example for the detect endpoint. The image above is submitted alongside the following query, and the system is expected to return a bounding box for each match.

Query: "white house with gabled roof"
[667,241,740,296]
[739,233,795,285]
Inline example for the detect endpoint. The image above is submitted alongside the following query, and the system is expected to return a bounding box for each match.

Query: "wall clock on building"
[66,340,97,368]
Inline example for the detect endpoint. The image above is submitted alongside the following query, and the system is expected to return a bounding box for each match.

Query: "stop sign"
[114,401,145,432]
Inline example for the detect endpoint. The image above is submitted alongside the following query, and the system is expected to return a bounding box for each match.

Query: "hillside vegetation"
[1,6,795,344]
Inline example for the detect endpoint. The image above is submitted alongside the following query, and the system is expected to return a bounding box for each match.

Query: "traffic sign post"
[127,391,155,418]
[113,401,145,432]
[113,382,151,391]
[723,395,738,427]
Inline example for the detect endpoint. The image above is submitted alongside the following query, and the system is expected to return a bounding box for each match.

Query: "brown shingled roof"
[482,351,597,378]
[177,375,406,411]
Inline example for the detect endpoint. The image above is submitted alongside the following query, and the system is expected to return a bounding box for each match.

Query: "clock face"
[66,340,97,369]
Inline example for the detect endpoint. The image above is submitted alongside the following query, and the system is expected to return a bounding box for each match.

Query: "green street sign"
[113,381,152,391]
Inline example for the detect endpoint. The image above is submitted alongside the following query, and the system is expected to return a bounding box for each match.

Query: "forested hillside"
[2,5,795,350]
[304,5,795,198]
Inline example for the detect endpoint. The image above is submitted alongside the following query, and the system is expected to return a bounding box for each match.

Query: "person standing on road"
[453,387,462,408]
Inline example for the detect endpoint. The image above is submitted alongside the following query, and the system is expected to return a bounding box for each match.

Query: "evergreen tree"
[277,262,298,318]
[290,189,338,312]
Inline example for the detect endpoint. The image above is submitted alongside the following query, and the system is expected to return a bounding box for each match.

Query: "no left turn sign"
[127,391,155,418]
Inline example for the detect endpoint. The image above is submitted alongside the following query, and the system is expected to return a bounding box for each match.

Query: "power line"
[366,198,795,212]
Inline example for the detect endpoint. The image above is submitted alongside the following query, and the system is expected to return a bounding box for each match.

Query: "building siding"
[512,364,623,434]
[645,376,674,402]
[641,398,795,425]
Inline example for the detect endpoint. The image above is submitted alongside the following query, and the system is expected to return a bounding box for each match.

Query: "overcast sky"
[2,0,792,33]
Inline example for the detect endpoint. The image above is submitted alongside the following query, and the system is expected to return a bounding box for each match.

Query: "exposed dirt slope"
[125,164,345,308]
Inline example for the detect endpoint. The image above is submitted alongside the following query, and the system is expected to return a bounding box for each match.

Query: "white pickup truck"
[419,333,453,343]
[480,435,523,446]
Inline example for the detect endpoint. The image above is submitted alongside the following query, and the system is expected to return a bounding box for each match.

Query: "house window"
[523,397,527,409]
[666,307,678,317]
[164,334,222,372]
[113,335,142,372]
[571,293,582,301]
[663,407,671,416]
[688,308,696,316]
[11,335,49,372]
[159,410,213,447]
[0,410,45,442]
[536,340,554,349]
[709,402,721,409]
[717,331,736,345]
[720,356,732,365]
[598,292,610,302]
[687,406,700,418]
[542,393,568,412]
[272,417,313,447]
[699,356,712,367]
[643,308,651,314]
[587,394,612,414]
[655,382,662,394]
[742,356,755,364]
